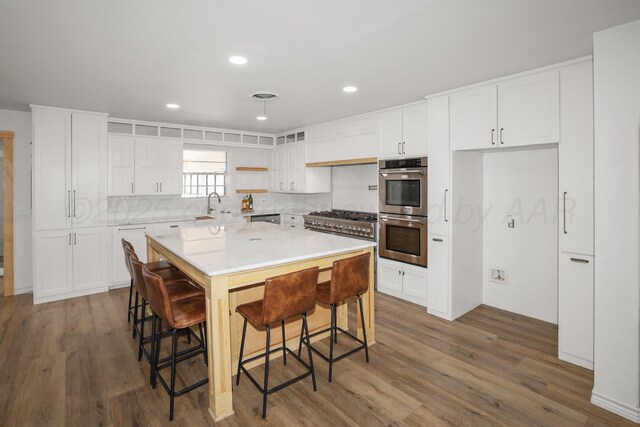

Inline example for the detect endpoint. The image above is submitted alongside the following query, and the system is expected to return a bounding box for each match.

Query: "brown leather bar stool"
[142,267,209,422]
[122,238,176,326]
[298,253,371,382]
[235,267,319,418]
[127,250,203,370]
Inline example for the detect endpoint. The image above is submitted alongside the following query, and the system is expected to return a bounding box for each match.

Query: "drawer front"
[283,214,304,225]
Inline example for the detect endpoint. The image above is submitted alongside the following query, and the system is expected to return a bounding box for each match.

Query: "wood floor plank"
[0,290,634,426]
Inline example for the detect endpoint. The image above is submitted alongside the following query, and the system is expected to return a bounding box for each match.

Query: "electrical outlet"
[490,268,508,285]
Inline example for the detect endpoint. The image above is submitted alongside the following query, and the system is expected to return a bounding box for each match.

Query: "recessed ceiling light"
[229,56,248,65]
[343,86,358,93]
[166,103,180,109]
[256,115,267,121]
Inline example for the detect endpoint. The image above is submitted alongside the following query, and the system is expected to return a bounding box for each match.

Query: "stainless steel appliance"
[378,157,428,267]
[378,213,427,267]
[303,210,377,241]
[379,157,428,217]
[250,214,281,225]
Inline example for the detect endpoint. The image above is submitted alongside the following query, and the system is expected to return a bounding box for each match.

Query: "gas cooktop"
[304,210,377,241]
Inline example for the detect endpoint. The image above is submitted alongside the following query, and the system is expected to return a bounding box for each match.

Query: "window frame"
[182,147,228,198]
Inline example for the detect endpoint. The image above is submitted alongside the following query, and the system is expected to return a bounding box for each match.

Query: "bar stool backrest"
[329,253,371,304]
[142,267,177,328]
[262,267,319,326]
[127,250,149,301]
[121,239,136,278]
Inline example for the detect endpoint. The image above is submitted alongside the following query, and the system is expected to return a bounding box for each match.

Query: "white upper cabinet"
[109,137,184,196]
[33,108,72,230]
[449,70,559,150]
[450,84,498,150]
[108,136,135,196]
[497,70,560,147]
[71,112,107,227]
[559,62,594,255]
[379,109,403,158]
[426,95,450,236]
[379,103,427,158]
[32,106,107,231]
[272,142,330,193]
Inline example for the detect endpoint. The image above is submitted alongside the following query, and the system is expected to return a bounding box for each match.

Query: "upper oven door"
[379,167,427,216]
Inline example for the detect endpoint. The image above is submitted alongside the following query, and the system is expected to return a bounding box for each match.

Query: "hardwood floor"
[0,289,633,426]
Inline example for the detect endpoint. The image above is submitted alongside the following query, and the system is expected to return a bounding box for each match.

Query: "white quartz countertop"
[109,209,311,226]
[146,222,375,277]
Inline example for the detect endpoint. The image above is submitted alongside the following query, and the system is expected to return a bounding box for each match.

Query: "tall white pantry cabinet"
[424,58,595,369]
[32,105,109,304]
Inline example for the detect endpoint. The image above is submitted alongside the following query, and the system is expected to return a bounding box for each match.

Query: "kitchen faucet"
[207,191,221,214]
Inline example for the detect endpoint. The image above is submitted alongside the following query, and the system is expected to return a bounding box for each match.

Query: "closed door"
[426,95,450,235]
[497,70,559,147]
[34,230,73,298]
[112,226,151,284]
[558,253,594,368]
[427,235,449,316]
[73,228,108,291]
[379,109,403,158]
[159,140,184,195]
[33,108,72,231]
[559,62,594,255]
[402,264,428,304]
[377,259,403,292]
[450,84,497,151]
[402,103,428,156]
[108,136,135,196]
[72,112,106,227]
[134,139,161,195]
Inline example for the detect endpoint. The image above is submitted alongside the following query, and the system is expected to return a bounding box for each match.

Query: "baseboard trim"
[591,391,640,423]
[559,351,594,370]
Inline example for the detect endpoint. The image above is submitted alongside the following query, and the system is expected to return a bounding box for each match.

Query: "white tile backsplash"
[331,164,378,213]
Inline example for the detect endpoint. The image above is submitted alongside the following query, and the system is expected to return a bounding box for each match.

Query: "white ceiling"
[1,0,640,134]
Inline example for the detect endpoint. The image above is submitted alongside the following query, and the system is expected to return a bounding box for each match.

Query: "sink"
[194,215,215,221]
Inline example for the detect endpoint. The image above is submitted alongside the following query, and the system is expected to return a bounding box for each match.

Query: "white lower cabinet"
[427,235,450,318]
[558,252,594,370]
[111,224,153,285]
[34,227,108,303]
[377,258,427,306]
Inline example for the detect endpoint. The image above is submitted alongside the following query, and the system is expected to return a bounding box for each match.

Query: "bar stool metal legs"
[236,314,317,418]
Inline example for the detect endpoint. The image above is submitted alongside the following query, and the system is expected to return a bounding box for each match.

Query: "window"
[182,147,227,197]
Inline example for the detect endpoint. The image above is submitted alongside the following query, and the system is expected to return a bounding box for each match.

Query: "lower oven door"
[379,213,427,267]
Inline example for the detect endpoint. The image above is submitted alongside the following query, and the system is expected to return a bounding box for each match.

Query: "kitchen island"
[146,222,376,422]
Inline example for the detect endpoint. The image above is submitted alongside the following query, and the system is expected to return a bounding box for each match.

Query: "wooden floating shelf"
[306,157,377,167]
[236,189,268,194]
[235,167,269,172]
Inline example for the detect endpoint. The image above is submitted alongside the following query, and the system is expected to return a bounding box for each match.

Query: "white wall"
[331,164,378,213]
[592,19,640,422]
[0,109,33,293]
[481,148,558,323]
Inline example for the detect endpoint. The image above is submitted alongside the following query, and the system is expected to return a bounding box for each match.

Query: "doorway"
[0,131,13,296]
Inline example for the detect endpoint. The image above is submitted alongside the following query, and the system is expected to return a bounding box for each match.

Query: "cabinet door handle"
[563,191,567,234]
[500,128,504,145]
[402,271,405,276]
[402,141,406,154]
[570,257,589,264]
[160,182,162,193]
[67,190,71,218]
[131,183,134,194]
[118,227,147,231]
[398,142,401,155]
[491,129,495,145]
[280,182,283,191]
[68,233,72,246]
[73,190,76,217]
[398,270,401,275]
[444,189,448,222]
[73,233,77,245]
[432,238,443,242]
[170,225,179,228]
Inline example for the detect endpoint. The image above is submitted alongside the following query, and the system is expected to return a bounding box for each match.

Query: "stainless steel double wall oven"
[378,157,428,267]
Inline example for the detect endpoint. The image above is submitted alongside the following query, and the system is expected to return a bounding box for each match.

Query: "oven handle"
[379,169,424,175]
[380,215,425,225]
